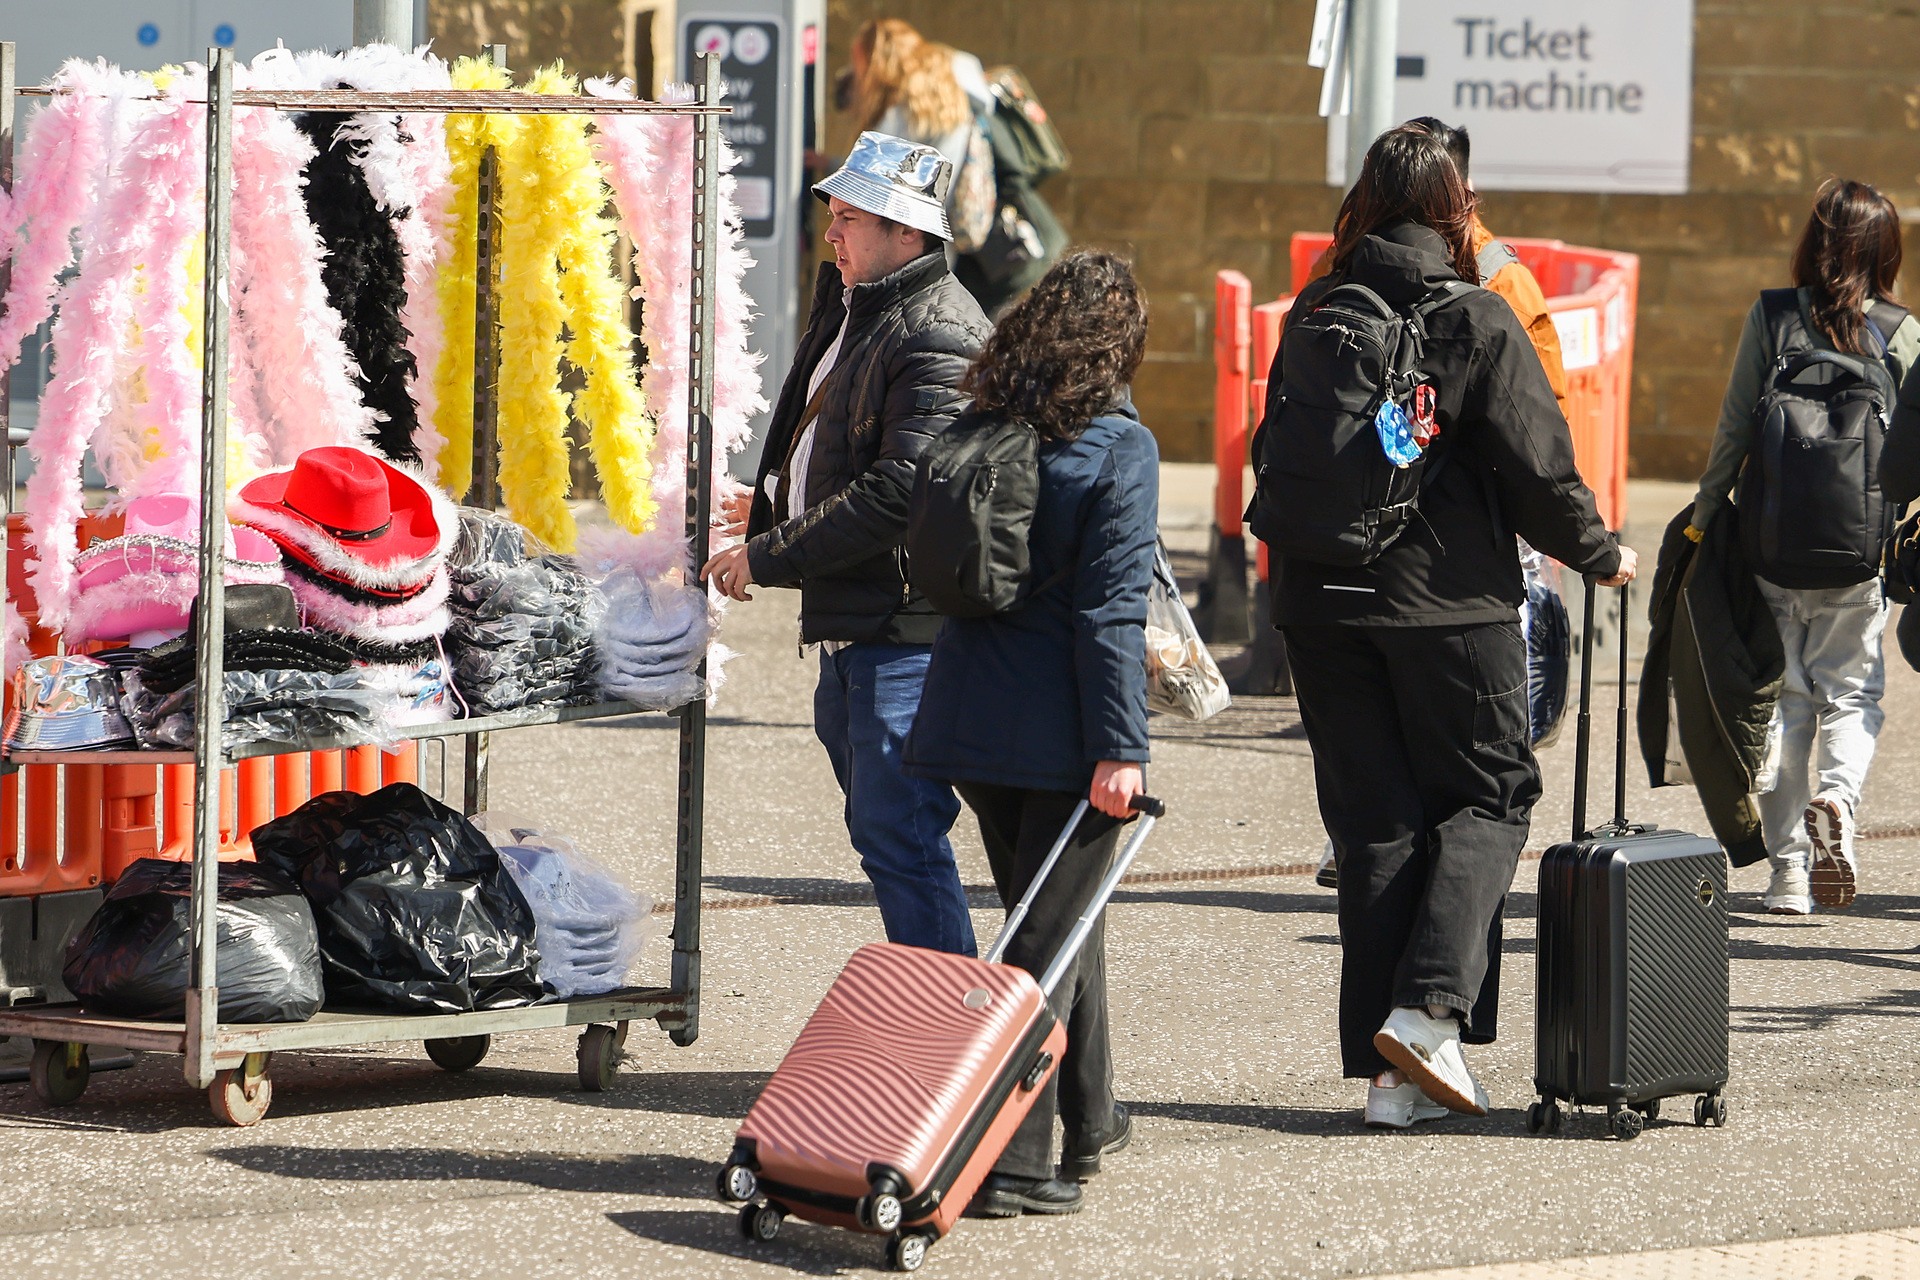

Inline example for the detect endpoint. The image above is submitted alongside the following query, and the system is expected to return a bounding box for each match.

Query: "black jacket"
[1273,223,1621,627]
[906,405,1160,793]
[746,253,991,645]
[1638,503,1783,868]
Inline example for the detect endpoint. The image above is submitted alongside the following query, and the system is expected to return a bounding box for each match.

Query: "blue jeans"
[815,643,976,956]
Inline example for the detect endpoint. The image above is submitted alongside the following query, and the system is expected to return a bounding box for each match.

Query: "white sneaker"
[1373,1006,1489,1116]
[1806,795,1857,909]
[1763,864,1812,916]
[1365,1077,1450,1129]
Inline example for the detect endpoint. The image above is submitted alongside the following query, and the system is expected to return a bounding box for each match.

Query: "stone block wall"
[430,0,1920,475]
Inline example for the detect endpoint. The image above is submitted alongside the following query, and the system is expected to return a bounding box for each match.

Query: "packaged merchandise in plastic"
[447,509,604,713]
[596,566,710,708]
[1520,542,1572,748]
[1144,543,1231,722]
[62,859,323,1023]
[122,667,399,752]
[252,782,545,1012]
[472,813,655,999]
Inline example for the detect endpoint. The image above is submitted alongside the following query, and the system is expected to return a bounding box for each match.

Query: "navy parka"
[905,403,1160,794]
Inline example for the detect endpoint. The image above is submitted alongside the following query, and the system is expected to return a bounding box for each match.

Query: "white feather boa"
[272,44,458,480]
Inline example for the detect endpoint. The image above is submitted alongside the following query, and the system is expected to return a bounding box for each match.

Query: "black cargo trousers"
[1284,621,1542,1078]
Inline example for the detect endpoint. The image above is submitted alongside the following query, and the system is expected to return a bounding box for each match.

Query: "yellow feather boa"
[432,56,515,500]
[435,62,656,550]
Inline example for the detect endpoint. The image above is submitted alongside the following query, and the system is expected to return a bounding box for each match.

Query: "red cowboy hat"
[231,446,455,594]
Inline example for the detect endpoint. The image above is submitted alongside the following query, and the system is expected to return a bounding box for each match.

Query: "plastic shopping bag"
[1519,542,1571,748]
[1145,542,1231,722]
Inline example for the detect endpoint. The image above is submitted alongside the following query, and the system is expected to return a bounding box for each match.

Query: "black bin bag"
[252,783,545,1012]
[63,859,324,1023]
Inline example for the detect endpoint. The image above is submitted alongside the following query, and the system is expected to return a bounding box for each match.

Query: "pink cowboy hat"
[65,496,284,645]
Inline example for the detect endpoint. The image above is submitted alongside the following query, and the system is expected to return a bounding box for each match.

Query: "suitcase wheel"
[1606,1104,1644,1141]
[885,1231,932,1273]
[1524,1098,1563,1135]
[717,1163,758,1204]
[1640,1098,1661,1124]
[739,1201,784,1242]
[856,1190,903,1233]
[1693,1094,1729,1128]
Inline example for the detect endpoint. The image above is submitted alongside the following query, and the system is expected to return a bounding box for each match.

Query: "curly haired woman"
[906,250,1158,1218]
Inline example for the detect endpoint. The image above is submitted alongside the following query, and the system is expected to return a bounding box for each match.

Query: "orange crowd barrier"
[1212,271,1253,541]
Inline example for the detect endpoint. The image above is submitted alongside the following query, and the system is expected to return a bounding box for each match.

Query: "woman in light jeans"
[1688,178,1920,914]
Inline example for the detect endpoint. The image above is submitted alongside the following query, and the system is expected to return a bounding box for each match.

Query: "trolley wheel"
[614,1020,631,1050]
[717,1163,759,1205]
[1545,1100,1563,1134]
[1526,1100,1548,1134]
[424,1035,491,1072]
[886,1231,931,1273]
[28,1040,89,1107]
[739,1201,784,1243]
[209,1053,274,1127]
[1608,1104,1644,1141]
[1640,1098,1661,1124]
[577,1024,619,1092]
[1694,1094,1728,1128]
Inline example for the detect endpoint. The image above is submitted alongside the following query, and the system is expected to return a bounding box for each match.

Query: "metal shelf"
[0,989,686,1065]
[3,699,689,768]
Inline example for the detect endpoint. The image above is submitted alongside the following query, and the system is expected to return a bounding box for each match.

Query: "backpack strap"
[1475,239,1519,285]
[1412,279,1478,318]
[1759,287,1812,362]
[1867,299,1910,361]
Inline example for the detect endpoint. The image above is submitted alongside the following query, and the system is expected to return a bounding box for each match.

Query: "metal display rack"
[0,44,727,1124]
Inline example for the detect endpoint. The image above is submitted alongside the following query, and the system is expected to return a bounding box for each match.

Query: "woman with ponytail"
[1688,177,1920,916]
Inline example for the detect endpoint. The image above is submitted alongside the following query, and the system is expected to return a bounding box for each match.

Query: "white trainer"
[1763,863,1813,916]
[1373,1005,1489,1116]
[1806,795,1857,910]
[1365,1077,1449,1130]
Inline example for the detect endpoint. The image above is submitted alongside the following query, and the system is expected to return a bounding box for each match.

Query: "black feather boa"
[295,112,421,464]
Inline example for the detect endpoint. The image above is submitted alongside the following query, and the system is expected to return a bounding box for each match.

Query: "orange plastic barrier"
[1212,271,1253,538]
[1285,232,1636,530]
[1247,299,1293,589]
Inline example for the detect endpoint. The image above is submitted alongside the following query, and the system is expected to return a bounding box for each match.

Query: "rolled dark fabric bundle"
[295,111,420,464]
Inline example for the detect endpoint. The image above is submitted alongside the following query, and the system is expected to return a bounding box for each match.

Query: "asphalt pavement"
[1,472,1916,1280]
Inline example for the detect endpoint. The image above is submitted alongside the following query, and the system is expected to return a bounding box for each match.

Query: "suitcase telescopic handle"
[984,796,1164,991]
[1571,577,1632,841]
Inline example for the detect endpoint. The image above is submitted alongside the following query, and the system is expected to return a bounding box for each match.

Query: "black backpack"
[1736,289,1908,589]
[907,413,1049,617]
[1246,279,1473,567]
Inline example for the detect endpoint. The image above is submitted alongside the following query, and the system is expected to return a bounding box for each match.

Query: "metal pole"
[352,0,416,47]
[0,43,14,555]
[185,48,235,1093]
[1343,0,1400,185]
[462,42,507,819]
[668,52,721,1048]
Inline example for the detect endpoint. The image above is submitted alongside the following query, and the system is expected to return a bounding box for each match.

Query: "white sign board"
[1393,0,1694,193]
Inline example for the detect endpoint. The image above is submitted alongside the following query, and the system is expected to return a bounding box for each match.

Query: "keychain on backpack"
[1411,384,1439,446]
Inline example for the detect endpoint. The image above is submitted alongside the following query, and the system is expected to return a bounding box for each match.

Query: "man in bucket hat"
[703,132,992,955]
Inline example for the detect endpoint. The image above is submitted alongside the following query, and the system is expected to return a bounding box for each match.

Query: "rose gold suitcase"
[718,796,1163,1272]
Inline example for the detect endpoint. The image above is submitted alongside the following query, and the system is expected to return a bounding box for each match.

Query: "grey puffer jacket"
[746,253,991,645]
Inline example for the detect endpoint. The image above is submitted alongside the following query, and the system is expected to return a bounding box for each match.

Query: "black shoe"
[965,1173,1085,1218]
[1060,1103,1132,1180]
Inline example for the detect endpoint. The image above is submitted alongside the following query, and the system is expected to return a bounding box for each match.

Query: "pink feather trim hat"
[230,446,456,595]
[66,495,284,645]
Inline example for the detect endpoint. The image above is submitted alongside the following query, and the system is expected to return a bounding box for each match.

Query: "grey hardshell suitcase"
[1528,581,1731,1141]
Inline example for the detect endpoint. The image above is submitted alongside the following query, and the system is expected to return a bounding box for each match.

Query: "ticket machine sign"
[683,16,783,240]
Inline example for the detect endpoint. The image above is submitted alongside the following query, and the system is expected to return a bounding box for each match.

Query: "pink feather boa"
[227,74,378,469]
[0,61,146,368]
[584,77,767,577]
[25,74,206,630]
